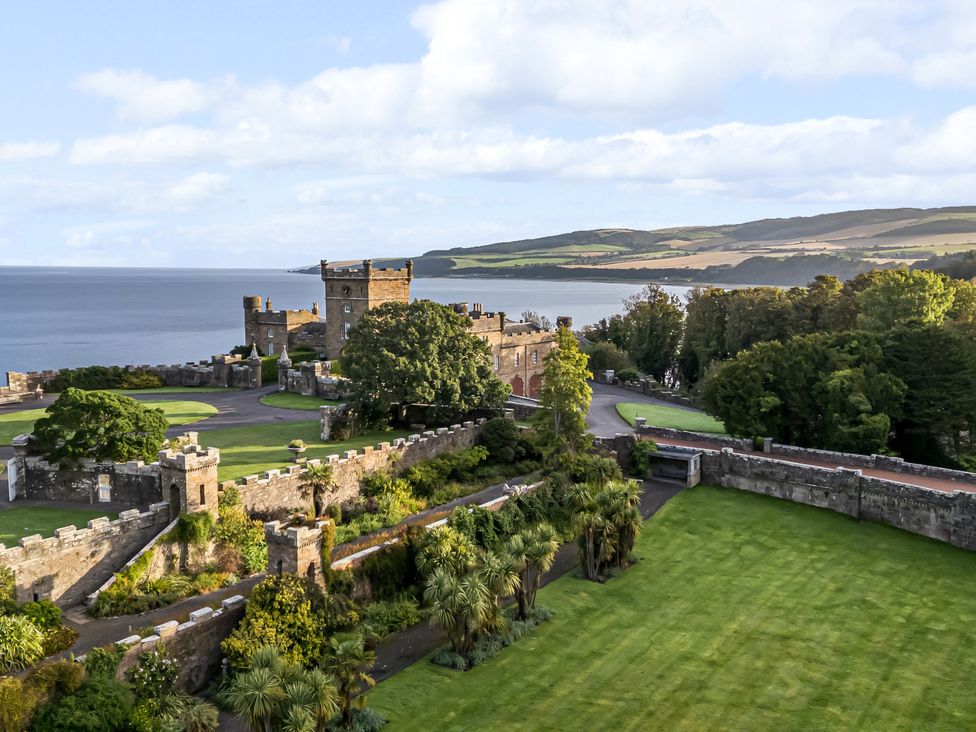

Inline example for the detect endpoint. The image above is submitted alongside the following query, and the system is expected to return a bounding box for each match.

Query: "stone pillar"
[320,405,340,441]
[247,344,262,389]
[277,346,292,392]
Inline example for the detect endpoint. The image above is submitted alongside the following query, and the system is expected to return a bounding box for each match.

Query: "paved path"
[653,434,976,495]
[587,382,702,438]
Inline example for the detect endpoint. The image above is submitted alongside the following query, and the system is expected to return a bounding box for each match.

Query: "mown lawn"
[0,400,217,445]
[109,386,238,394]
[0,506,118,545]
[258,392,341,411]
[201,420,409,482]
[616,402,726,433]
[370,486,976,730]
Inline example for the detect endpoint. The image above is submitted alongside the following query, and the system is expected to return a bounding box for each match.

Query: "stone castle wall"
[20,456,162,506]
[0,502,172,606]
[699,448,976,550]
[228,420,486,515]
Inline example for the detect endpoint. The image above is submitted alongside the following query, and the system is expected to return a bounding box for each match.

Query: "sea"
[0,267,693,381]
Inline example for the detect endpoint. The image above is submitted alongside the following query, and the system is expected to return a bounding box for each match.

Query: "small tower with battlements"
[158,440,221,520]
[320,258,412,358]
[264,520,331,588]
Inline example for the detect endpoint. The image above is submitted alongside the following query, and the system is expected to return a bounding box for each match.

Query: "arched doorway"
[510,375,524,397]
[528,373,543,398]
[169,484,180,520]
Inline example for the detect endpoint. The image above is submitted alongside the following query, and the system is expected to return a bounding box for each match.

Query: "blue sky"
[2,0,976,268]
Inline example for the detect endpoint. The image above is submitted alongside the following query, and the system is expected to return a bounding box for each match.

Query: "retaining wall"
[20,456,162,506]
[700,449,976,551]
[0,502,172,606]
[228,420,486,515]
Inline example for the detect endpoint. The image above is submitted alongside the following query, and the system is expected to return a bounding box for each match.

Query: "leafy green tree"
[581,314,630,351]
[298,464,335,518]
[29,676,134,732]
[423,566,493,657]
[222,575,329,672]
[790,274,843,334]
[947,278,976,334]
[534,327,592,452]
[883,324,976,464]
[570,480,643,580]
[678,287,730,385]
[32,388,168,465]
[343,300,509,424]
[321,633,375,728]
[722,287,793,355]
[584,341,634,373]
[621,285,684,385]
[701,331,905,454]
[856,268,956,331]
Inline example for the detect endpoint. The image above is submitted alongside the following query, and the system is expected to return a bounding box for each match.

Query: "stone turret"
[277,346,291,391]
[158,440,221,520]
[264,520,331,588]
[247,344,262,389]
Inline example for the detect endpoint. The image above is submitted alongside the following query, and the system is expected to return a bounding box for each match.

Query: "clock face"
[342,285,351,297]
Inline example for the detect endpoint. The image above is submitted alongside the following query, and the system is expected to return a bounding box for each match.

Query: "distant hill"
[295,206,976,285]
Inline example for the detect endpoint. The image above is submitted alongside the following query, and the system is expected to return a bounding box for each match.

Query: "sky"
[1,0,976,268]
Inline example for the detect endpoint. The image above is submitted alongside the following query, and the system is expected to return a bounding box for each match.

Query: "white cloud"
[165,172,231,205]
[76,69,215,122]
[0,141,60,162]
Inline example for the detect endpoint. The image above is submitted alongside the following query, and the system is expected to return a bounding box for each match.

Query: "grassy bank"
[615,402,726,433]
[370,486,976,730]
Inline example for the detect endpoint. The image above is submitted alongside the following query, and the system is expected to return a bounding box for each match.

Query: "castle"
[244,259,568,398]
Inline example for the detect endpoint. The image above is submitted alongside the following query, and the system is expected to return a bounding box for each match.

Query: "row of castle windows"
[494,350,539,371]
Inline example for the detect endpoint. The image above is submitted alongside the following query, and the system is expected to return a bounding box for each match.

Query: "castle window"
[515,352,520,368]
[199,484,206,505]
[494,354,499,371]
[342,321,352,340]
[267,328,274,339]
[531,350,538,365]
[343,303,351,314]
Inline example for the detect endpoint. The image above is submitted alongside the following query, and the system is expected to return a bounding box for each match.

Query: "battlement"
[320,258,413,280]
[0,501,170,559]
[264,519,332,548]
[158,444,220,470]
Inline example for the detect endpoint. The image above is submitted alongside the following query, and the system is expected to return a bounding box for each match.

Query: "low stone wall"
[114,594,247,693]
[612,376,699,408]
[638,424,744,449]
[0,502,172,606]
[700,449,976,551]
[228,420,486,515]
[20,456,162,506]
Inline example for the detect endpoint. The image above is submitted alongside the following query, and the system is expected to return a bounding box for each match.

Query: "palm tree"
[424,566,493,657]
[321,632,376,727]
[506,523,560,619]
[598,480,643,568]
[159,693,220,732]
[298,463,335,518]
[416,526,478,576]
[223,665,286,732]
[479,550,520,631]
[304,668,340,732]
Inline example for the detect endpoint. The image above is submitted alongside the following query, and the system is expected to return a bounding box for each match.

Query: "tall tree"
[790,274,843,334]
[505,524,560,620]
[343,300,509,424]
[621,284,684,385]
[321,633,375,728]
[32,388,168,465]
[534,327,593,451]
[856,268,956,331]
[678,287,730,386]
[298,464,335,518]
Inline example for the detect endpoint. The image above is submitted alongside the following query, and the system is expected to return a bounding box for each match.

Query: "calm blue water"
[0,267,689,381]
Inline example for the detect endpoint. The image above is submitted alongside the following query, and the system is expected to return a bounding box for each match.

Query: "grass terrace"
[0,400,218,445]
[200,419,410,482]
[615,402,727,434]
[258,392,341,411]
[370,486,976,730]
[0,506,118,546]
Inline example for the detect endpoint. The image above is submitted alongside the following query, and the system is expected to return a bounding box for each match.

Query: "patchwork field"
[200,420,409,482]
[0,400,218,445]
[0,506,119,545]
[615,402,727,433]
[370,486,976,730]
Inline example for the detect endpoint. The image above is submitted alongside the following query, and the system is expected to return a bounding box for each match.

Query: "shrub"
[29,676,134,732]
[479,417,522,463]
[326,707,386,732]
[119,370,163,390]
[401,446,489,498]
[616,367,640,383]
[127,646,181,701]
[41,625,78,657]
[631,439,658,477]
[19,599,62,630]
[0,676,44,732]
[0,567,16,612]
[167,512,214,547]
[586,341,634,373]
[215,487,267,575]
[360,597,421,640]
[288,439,306,449]
[0,615,44,672]
[83,645,125,678]
[47,365,125,391]
[357,536,420,602]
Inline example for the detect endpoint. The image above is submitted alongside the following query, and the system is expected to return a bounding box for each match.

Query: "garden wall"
[114,594,247,693]
[0,502,172,606]
[19,456,162,506]
[700,449,976,551]
[228,420,487,515]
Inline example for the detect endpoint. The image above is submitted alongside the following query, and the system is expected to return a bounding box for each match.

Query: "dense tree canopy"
[856,269,956,331]
[701,331,905,454]
[343,300,510,423]
[621,285,684,385]
[32,388,168,465]
[535,327,592,452]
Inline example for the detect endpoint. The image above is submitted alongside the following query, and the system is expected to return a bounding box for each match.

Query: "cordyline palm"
[506,523,560,620]
[424,566,493,656]
[479,550,520,632]
[224,665,286,732]
[299,463,335,518]
[416,526,479,576]
[321,632,376,727]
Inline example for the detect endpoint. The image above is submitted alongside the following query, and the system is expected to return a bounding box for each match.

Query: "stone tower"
[320,259,412,358]
[158,440,221,520]
[264,520,331,588]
